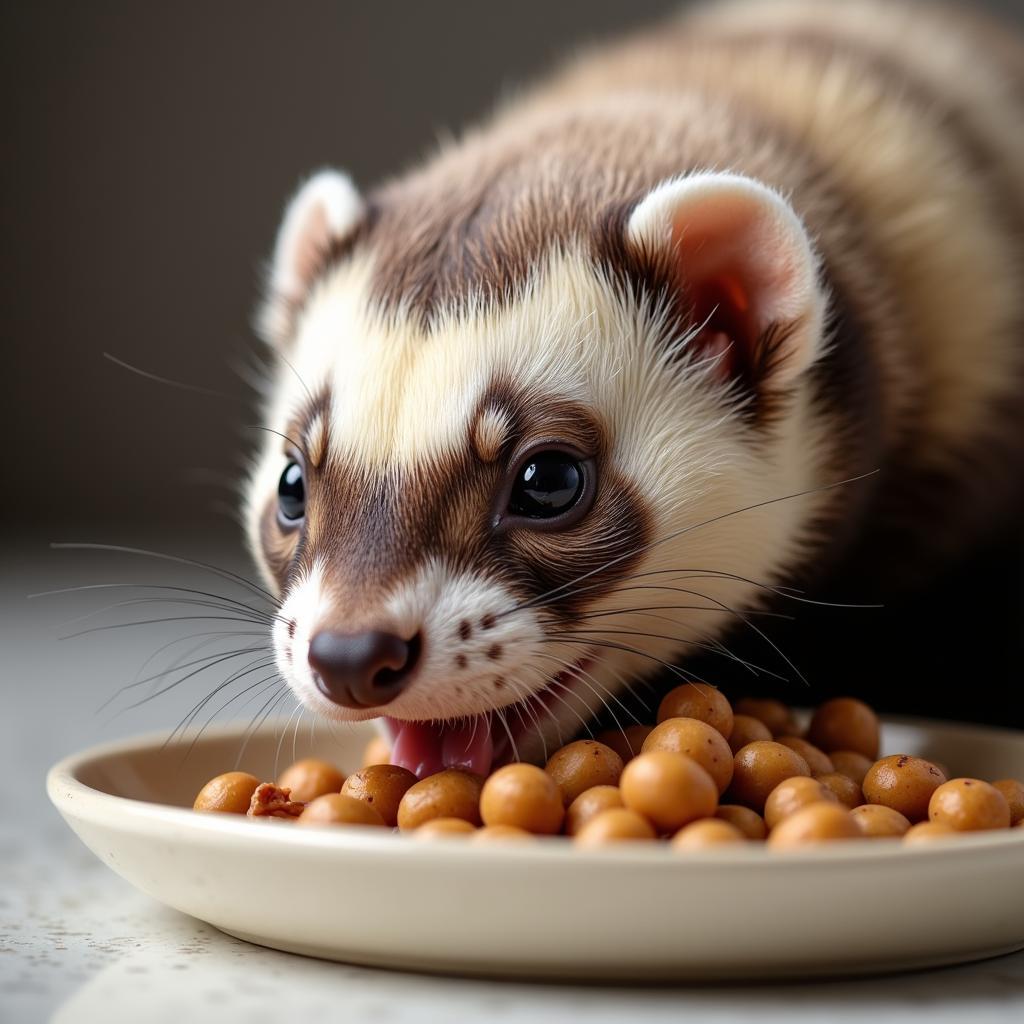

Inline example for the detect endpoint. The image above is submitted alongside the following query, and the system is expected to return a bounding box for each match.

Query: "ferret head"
[244,159,830,778]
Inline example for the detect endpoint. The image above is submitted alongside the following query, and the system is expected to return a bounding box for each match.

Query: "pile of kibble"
[192,687,1024,848]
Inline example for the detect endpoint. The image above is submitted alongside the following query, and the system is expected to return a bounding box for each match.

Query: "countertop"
[3,537,1023,1023]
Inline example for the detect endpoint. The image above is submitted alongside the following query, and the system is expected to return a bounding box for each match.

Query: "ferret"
[244,0,1024,778]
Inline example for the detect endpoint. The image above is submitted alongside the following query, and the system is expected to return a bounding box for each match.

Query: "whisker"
[98,640,270,711]
[166,657,279,746]
[60,614,272,642]
[496,472,878,620]
[50,542,277,605]
[234,688,290,769]
[116,648,274,714]
[545,635,708,686]
[54,596,273,630]
[28,581,274,619]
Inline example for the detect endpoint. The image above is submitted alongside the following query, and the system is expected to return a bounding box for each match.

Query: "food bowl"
[47,716,1024,981]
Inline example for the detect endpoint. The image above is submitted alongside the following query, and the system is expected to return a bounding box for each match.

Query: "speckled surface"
[4,541,1024,1022]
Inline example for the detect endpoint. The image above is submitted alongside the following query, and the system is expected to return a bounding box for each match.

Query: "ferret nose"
[307,630,421,709]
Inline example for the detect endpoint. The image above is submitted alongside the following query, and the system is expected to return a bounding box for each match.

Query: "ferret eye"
[507,451,584,519]
[277,461,305,523]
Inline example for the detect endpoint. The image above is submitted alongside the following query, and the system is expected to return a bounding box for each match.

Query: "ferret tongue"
[386,716,493,779]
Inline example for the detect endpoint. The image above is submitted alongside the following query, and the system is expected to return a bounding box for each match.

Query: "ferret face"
[245,169,829,777]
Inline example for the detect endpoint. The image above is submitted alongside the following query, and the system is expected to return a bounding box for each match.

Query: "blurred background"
[2,0,1022,757]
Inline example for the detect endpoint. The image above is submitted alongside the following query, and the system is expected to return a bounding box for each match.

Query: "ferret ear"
[626,172,826,391]
[258,169,364,347]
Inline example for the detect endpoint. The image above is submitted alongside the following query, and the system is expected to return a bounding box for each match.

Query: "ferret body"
[246,0,1024,776]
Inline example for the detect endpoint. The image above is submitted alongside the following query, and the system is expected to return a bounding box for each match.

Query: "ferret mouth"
[383,657,593,778]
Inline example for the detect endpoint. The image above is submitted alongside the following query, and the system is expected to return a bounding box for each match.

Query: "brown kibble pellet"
[642,717,734,794]
[544,740,624,806]
[928,778,1011,832]
[470,824,533,843]
[193,772,261,814]
[480,764,564,834]
[564,785,624,836]
[594,725,654,763]
[573,808,657,845]
[396,769,483,831]
[728,741,810,812]
[727,714,772,754]
[851,803,911,838]
[620,751,718,832]
[903,820,956,844]
[297,793,385,828]
[734,698,795,737]
[715,804,767,840]
[991,779,1024,825]
[862,755,948,822]
[829,750,874,787]
[362,735,392,768]
[656,683,734,739]
[414,817,477,838]
[671,818,746,850]
[815,771,864,810]
[807,697,880,758]
[276,758,345,803]
[767,802,861,848]
[341,764,417,828]
[777,736,834,775]
[764,776,838,829]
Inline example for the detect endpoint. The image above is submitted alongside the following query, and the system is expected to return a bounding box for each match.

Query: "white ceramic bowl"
[47,716,1024,981]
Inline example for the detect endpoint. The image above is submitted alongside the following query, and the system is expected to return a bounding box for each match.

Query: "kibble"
[574,808,657,845]
[544,740,624,806]
[807,697,880,759]
[414,817,477,838]
[341,764,417,828]
[192,689,1018,856]
[397,769,483,830]
[729,741,810,812]
[620,751,718,832]
[297,793,385,828]
[642,717,734,794]
[851,803,911,838]
[767,802,861,848]
[361,735,392,768]
[928,778,1011,832]
[714,804,767,840]
[903,820,956,844]
[277,758,345,803]
[764,776,838,829]
[471,824,533,843]
[480,763,564,834]
[862,755,947,822]
[564,785,624,836]
[193,772,261,814]
[727,714,773,754]
[595,725,654,762]
[776,736,834,775]
[991,779,1024,825]
[671,818,746,849]
[734,698,795,737]
[815,771,864,810]
[829,750,874,787]
[656,683,734,739]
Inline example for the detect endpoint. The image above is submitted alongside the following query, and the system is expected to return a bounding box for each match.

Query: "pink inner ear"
[687,271,756,381]
[666,196,812,386]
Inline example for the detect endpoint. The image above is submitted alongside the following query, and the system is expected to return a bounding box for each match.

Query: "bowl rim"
[47,715,1024,869]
